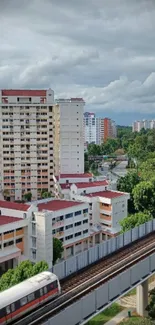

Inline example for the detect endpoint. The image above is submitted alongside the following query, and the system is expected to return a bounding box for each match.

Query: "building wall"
[132,120,155,132]
[56,99,85,174]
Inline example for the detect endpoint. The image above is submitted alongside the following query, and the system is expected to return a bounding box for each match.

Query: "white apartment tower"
[83,112,96,144]
[55,98,85,175]
[0,89,56,201]
[132,119,155,132]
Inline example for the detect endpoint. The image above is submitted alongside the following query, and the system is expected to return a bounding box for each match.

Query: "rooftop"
[59,173,93,178]
[0,200,30,211]
[0,216,23,226]
[86,191,126,199]
[73,180,108,189]
[2,89,47,97]
[38,199,84,212]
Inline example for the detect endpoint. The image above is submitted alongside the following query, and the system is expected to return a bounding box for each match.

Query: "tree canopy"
[117,171,140,213]
[133,179,155,216]
[0,260,48,292]
[53,237,64,265]
[119,212,152,233]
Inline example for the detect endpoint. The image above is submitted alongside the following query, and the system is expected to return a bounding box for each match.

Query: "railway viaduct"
[13,220,155,325]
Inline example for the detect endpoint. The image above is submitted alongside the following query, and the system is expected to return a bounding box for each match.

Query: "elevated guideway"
[12,219,155,325]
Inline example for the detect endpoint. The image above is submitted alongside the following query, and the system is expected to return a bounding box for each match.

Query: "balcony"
[52,221,64,228]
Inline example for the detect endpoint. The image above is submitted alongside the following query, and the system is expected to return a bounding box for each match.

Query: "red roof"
[73,180,108,189]
[0,200,30,211]
[2,89,46,97]
[38,199,84,212]
[86,191,125,199]
[60,173,92,178]
[60,183,72,189]
[0,216,23,226]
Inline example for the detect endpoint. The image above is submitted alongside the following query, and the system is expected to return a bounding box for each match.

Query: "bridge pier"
[136,279,148,316]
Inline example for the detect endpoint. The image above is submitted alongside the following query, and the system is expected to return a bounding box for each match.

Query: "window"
[40,288,44,296]
[75,232,81,237]
[6,306,10,314]
[65,224,73,230]
[75,211,81,216]
[44,286,47,294]
[28,292,35,302]
[11,303,15,312]
[16,238,22,243]
[20,297,27,306]
[83,209,88,214]
[83,229,88,234]
[65,213,73,219]
[83,219,88,224]
[75,221,81,227]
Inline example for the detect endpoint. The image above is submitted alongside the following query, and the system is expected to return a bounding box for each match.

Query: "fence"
[52,219,155,280]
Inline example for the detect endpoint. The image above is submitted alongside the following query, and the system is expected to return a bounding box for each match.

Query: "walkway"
[104,308,135,325]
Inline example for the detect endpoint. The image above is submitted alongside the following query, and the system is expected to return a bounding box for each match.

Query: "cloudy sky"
[0,0,155,125]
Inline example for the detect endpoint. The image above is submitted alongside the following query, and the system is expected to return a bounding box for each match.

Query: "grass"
[86,303,124,325]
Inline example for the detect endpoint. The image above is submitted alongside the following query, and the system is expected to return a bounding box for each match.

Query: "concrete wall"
[48,252,155,325]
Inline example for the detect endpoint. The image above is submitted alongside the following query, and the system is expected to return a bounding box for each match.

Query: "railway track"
[12,232,155,325]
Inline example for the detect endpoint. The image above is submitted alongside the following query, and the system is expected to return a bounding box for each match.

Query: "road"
[98,161,128,181]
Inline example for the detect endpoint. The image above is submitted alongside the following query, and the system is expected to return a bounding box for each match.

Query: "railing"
[52,219,155,280]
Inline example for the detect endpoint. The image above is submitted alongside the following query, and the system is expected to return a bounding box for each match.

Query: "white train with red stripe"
[0,271,61,324]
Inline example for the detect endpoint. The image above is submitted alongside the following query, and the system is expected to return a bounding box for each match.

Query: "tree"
[10,260,33,286]
[41,191,52,199]
[139,158,155,181]
[147,289,155,319]
[32,261,48,275]
[53,238,64,265]
[24,192,32,202]
[120,318,155,325]
[0,269,15,291]
[117,171,140,213]
[87,143,101,156]
[0,260,49,292]
[120,212,152,233]
[133,180,155,216]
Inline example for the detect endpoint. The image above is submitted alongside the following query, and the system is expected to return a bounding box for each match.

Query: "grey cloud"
[0,0,155,118]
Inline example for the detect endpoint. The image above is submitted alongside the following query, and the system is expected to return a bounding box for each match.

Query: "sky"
[0,0,155,125]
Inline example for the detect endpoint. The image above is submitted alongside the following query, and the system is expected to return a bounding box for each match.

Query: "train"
[0,271,61,324]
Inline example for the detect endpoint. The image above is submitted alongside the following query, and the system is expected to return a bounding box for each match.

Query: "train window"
[11,303,15,312]
[44,286,47,294]
[20,297,28,306]
[40,288,43,296]
[6,306,10,315]
[28,293,35,302]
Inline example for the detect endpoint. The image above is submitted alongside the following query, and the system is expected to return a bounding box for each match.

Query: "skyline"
[0,1,155,124]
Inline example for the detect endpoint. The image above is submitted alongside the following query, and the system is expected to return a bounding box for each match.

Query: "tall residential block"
[0,89,57,201]
[56,98,85,175]
[132,119,155,132]
[84,113,117,146]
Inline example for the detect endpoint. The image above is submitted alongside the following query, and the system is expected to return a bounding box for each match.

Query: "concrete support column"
[136,279,148,316]
[92,235,95,246]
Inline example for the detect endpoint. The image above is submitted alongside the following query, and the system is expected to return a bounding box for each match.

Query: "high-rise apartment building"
[56,98,85,175]
[103,118,117,142]
[84,114,117,146]
[132,119,155,132]
[0,89,57,201]
[83,112,96,144]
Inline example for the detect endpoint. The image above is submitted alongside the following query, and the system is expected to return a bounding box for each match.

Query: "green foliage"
[24,192,32,202]
[32,261,48,275]
[133,179,155,216]
[86,303,123,325]
[120,212,152,233]
[139,158,155,181]
[117,171,140,213]
[120,317,155,325]
[147,289,155,319]
[41,191,52,199]
[53,237,64,265]
[0,260,49,292]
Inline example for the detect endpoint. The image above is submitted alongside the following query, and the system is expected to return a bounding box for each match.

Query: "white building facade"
[132,119,155,132]
[56,98,85,174]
